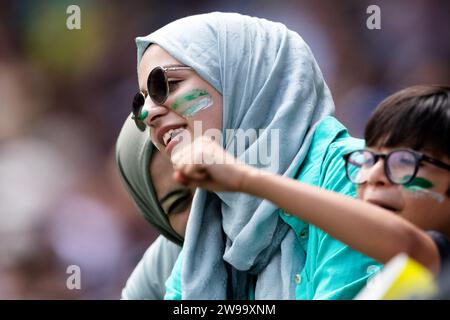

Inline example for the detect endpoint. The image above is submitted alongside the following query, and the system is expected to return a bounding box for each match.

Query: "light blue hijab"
[136,12,335,299]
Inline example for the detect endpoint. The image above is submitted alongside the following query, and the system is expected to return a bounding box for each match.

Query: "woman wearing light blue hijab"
[131,12,380,299]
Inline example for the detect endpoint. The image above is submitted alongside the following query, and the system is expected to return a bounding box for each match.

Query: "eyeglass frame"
[342,148,450,185]
[131,65,194,131]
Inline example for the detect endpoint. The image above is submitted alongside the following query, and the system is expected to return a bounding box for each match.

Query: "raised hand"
[170,136,252,192]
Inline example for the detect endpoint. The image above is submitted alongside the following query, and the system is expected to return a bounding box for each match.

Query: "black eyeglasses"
[343,149,450,185]
[131,65,193,131]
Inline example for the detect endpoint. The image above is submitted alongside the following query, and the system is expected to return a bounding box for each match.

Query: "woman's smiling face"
[137,45,223,157]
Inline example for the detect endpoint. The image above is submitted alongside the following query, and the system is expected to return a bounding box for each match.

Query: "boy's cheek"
[398,187,443,217]
[399,194,449,232]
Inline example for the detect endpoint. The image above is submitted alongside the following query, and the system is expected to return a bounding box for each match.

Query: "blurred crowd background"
[0,0,449,299]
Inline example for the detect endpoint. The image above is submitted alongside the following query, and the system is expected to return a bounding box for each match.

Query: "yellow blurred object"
[24,2,106,77]
[355,253,438,300]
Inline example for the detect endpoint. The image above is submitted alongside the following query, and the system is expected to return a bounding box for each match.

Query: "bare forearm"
[241,168,437,269]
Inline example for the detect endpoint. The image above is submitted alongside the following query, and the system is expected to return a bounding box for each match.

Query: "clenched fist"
[170,136,255,192]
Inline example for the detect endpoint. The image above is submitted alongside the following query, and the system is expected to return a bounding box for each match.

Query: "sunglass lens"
[132,92,146,131]
[148,67,167,104]
[132,92,145,116]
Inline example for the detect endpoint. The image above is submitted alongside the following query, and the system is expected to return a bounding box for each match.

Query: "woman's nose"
[143,100,169,127]
[366,159,390,186]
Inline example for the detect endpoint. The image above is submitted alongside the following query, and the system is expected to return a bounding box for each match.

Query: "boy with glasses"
[171,85,450,276]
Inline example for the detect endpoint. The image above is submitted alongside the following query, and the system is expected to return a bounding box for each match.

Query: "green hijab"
[115,115,183,245]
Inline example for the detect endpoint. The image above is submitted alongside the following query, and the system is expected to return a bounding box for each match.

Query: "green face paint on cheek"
[138,110,148,121]
[403,177,444,203]
[182,97,213,117]
[404,177,434,190]
[171,89,213,117]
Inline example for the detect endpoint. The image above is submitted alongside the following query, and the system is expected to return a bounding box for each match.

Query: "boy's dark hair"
[365,85,450,159]
[365,85,450,196]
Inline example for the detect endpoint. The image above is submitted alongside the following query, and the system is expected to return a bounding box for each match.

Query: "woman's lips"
[163,127,186,146]
[165,130,188,157]
[155,124,187,150]
[165,138,179,156]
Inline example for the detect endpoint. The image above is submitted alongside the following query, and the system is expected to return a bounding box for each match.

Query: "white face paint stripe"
[181,96,213,117]
[404,187,445,203]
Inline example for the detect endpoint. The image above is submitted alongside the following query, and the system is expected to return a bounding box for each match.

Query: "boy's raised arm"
[171,137,440,273]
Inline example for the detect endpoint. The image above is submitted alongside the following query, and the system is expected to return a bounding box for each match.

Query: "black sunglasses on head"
[131,65,193,131]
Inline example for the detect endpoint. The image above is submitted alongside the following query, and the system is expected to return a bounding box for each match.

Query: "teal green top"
[165,116,382,300]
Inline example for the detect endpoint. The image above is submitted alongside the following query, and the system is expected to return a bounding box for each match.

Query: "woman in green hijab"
[116,115,192,299]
